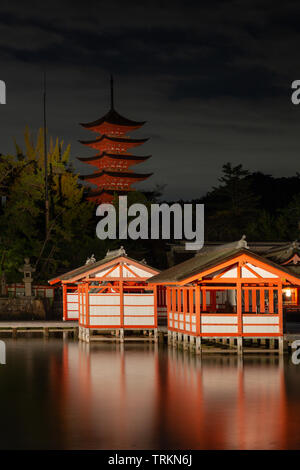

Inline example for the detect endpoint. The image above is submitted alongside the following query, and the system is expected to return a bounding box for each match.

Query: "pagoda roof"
[80,108,146,129]
[86,188,129,197]
[79,135,148,146]
[80,170,152,181]
[77,152,151,163]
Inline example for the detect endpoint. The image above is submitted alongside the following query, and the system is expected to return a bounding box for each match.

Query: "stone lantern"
[18,258,36,297]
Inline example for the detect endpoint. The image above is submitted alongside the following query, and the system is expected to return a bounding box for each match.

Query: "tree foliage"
[0,128,95,282]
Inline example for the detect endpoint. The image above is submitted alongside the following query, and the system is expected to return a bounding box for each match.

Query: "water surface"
[0,338,300,449]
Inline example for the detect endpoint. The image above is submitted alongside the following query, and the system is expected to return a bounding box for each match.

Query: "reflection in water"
[0,338,300,449]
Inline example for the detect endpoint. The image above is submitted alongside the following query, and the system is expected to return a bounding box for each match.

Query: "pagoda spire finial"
[110,74,114,109]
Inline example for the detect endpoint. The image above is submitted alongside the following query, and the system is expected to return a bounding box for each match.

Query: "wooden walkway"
[0,321,299,352]
[0,321,78,338]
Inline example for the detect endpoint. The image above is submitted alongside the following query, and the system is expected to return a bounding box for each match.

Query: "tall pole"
[110,74,114,109]
[43,71,49,234]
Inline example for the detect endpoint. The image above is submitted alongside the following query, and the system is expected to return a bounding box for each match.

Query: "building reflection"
[48,340,289,449]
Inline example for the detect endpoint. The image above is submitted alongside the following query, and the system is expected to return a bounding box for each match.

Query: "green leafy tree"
[0,128,96,282]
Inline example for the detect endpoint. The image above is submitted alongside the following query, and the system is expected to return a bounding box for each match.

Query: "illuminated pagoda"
[78,76,152,203]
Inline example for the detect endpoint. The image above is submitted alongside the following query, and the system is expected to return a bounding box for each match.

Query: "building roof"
[167,240,300,266]
[77,152,151,163]
[80,108,146,129]
[80,170,153,181]
[148,237,300,284]
[263,241,300,263]
[49,247,159,284]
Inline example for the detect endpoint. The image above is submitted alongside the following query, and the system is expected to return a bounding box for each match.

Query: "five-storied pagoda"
[78,77,152,204]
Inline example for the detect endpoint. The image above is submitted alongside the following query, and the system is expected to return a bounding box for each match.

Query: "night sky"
[1,1,300,200]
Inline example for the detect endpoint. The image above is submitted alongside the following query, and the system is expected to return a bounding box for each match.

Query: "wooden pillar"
[120,280,124,331]
[202,287,206,312]
[278,282,283,336]
[251,288,256,313]
[244,288,249,313]
[153,285,158,329]
[167,287,171,330]
[62,284,67,321]
[183,288,187,331]
[183,334,188,350]
[211,290,217,312]
[237,279,243,337]
[269,288,274,314]
[196,286,201,338]
[85,282,89,327]
[259,288,264,313]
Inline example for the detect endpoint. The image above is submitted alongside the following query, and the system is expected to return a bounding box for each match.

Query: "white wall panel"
[89,294,120,305]
[124,306,154,315]
[124,317,155,326]
[202,315,238,324]
[243,325,279,333]
[202,325,238,333]
[89,316,121,326]
[89,305,120,315]
[124,294,154,306]
[243,316,279,324]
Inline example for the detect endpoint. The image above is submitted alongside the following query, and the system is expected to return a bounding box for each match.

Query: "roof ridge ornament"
[110,74,114,110]
[85,254,96,265]
[238,234,248,249]
[105,246,127,259]
[195,235,248,258]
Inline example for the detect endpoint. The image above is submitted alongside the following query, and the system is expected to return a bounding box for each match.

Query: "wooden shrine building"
[49,248,166,342]
[78,76,152,204]
[148,236,300,352]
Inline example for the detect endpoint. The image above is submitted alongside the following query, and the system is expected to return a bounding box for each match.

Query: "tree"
[0,128,95,282]
[202,163,259,241]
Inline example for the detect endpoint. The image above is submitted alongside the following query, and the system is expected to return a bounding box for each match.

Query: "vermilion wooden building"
[78,77,152,204]
[148,237,300,350]
[49,248,166,341]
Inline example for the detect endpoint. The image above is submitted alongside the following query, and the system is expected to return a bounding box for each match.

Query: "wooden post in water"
[279,337,284,355]
[120,328,124,343]
[196,336,201,354]
[237,337,243,355]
